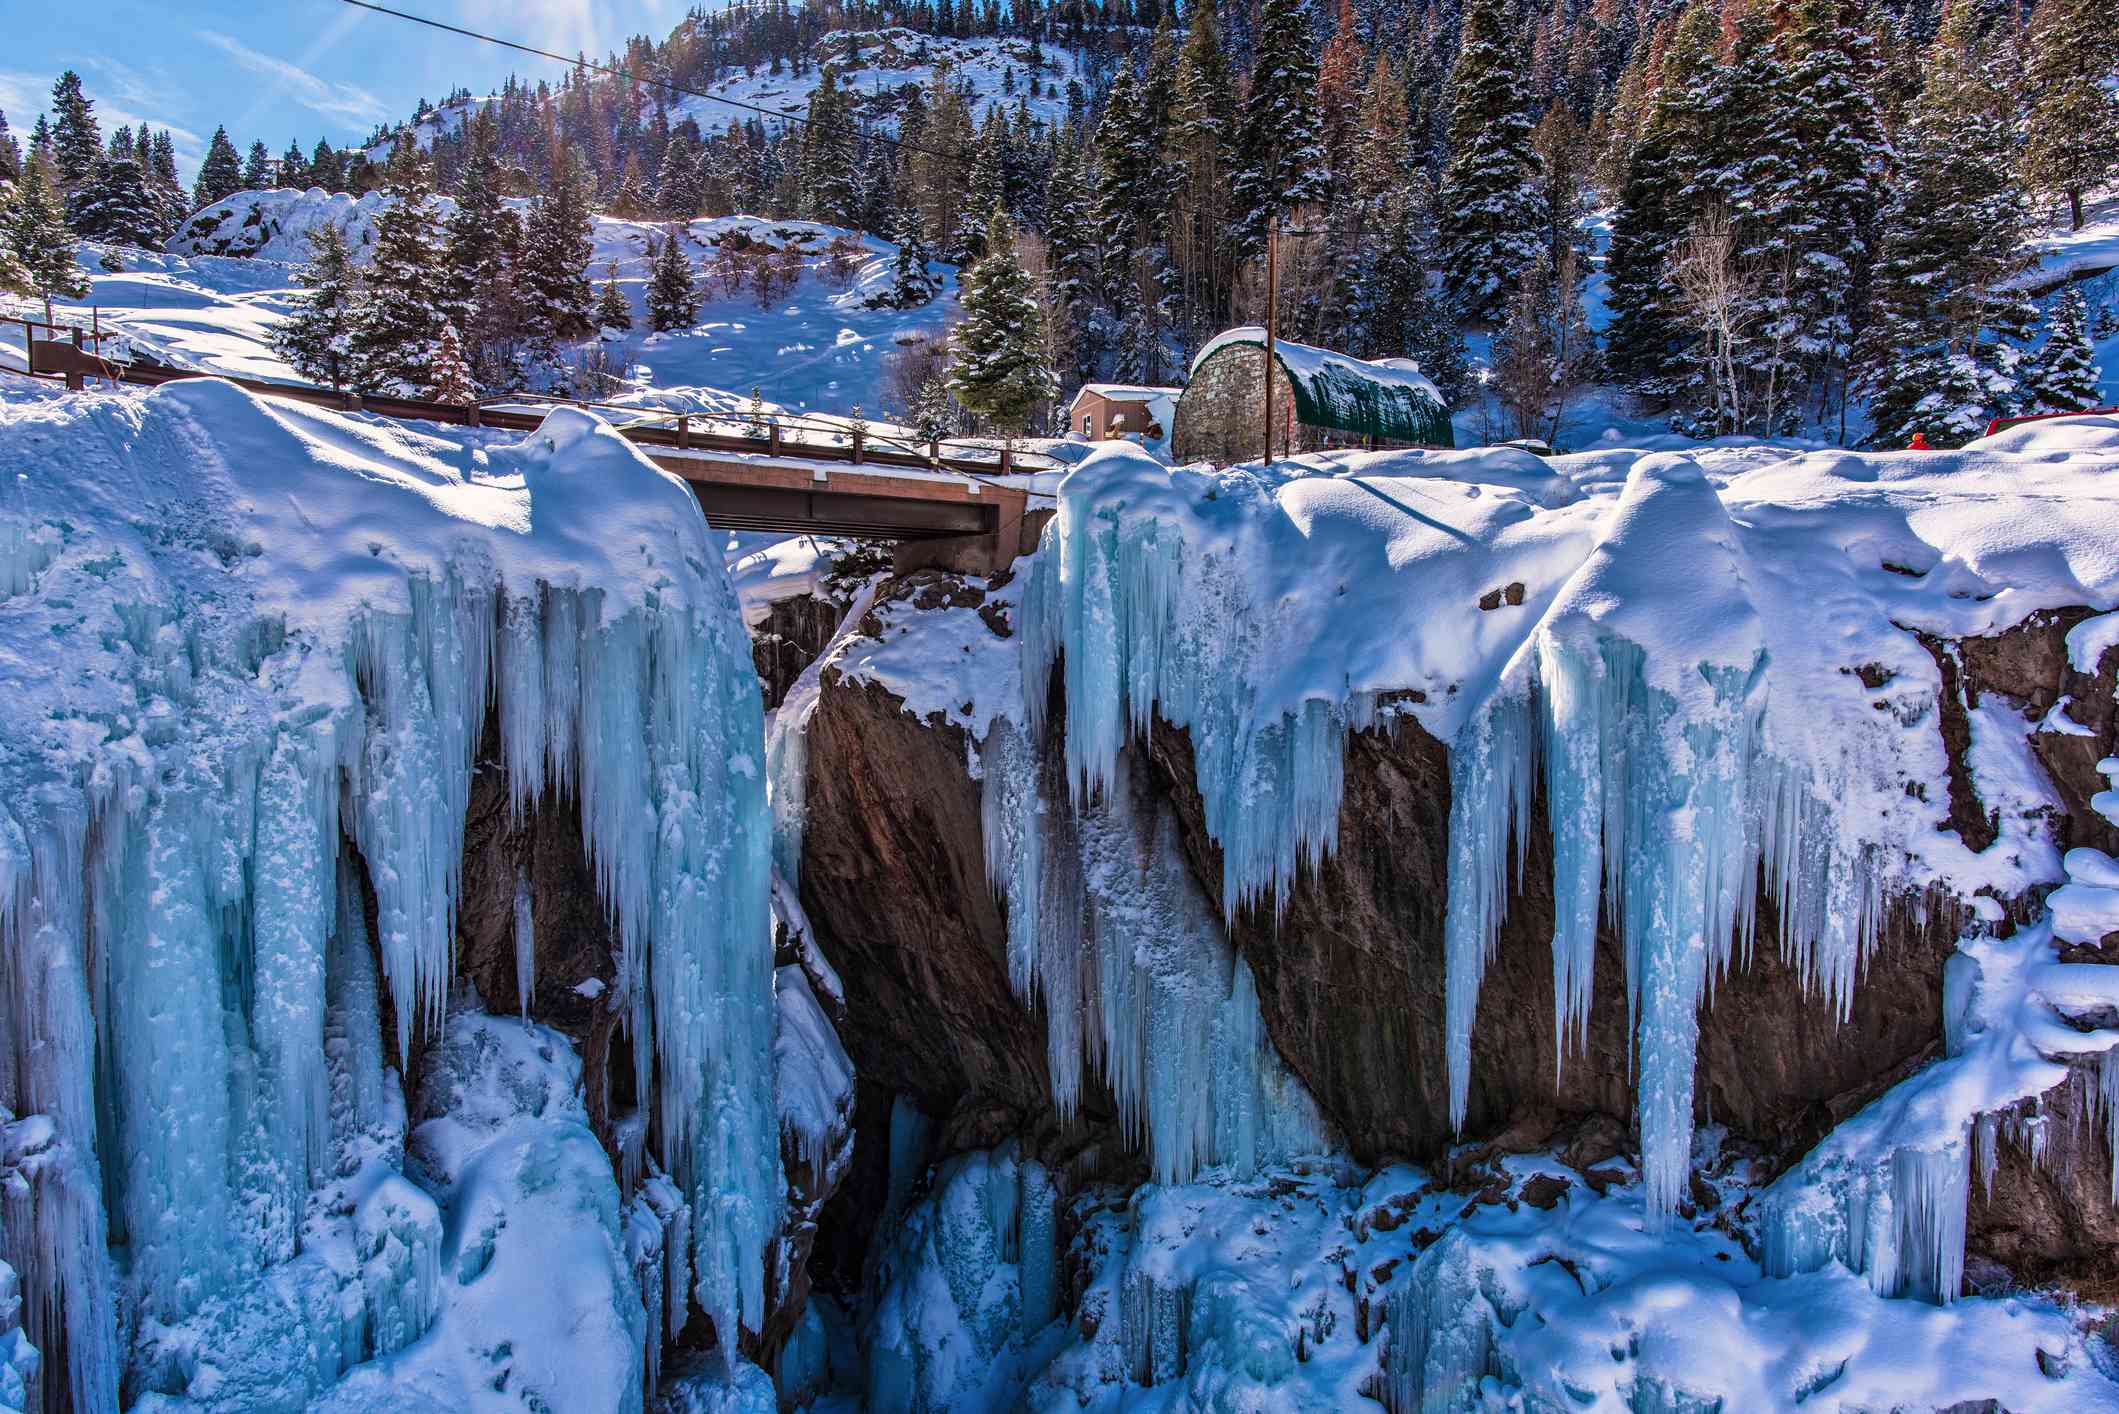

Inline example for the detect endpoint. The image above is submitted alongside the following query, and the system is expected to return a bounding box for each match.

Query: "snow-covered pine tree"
[1230,0,1329,258]
[0,110,21,184]
[1041,144,1099,381]
[1855,2,2038,447]
[913,371,959,442]
[241,141,272,191]
[2026,288,2103,413]
[2023,0,2119,232]
[802,66,860,229]
[876,205,941,309]
[441,108,519,366]
[0,185,32,297]
[948,206,1056,434]
[425,323,477,404]
[280,140,309,190]
[595,261,633,332]
[645,230,699,331]
[1782,0,1888,430]
[963,114,1009,259]
[194,126,243,210]
[7,164,84,297]
[48,71,101,191]
[273,222,358,390]
[1436,0,1544,321]
[346,138,448,393]
[657,133,702,218]
[67,156,169,248]
[518,146,597,359]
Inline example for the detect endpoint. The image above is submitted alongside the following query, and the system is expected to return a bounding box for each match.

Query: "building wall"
[1071,392,1161,441]
[1172,347,1307,466]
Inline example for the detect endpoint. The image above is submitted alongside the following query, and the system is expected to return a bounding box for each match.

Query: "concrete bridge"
[22,331,1051,575]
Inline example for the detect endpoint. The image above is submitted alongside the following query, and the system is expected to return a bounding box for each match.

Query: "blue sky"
[3,1,698,174]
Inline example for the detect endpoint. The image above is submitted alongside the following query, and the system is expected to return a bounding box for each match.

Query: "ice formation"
[981,720,1328,1184]
[0,383,778,1407]
[862,1145,1064,1412]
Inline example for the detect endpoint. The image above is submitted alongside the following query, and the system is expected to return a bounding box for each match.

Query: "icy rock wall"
[981,720,1329,1184]
[861,1144,1063,1413]
[0,384,778,1408]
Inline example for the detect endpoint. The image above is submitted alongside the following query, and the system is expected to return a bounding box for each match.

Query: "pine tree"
[11,162,87,298]
[518,147,597,357]
[242,141,273,191]
[48,72,101,191]
[1042,144,1099,381]
[1856,3,2038,447]
[2027,288,2103,413]
[595,261,634,331]
[273,222,358,389]
[645,230,700,331]
[1437,0,1544,320]
[346,138,448,392]
[1782,0,1888,429]
[876,205,940,309]
[441,110,519,361]
[913,372,958,442]
[1603,3,1719,395]
[67,156,170,248]
[948,206,1056,434]
[1230,0,1329,256]
[802,66,860,228]
[281,140,310,189]
[0,110,20,185]
[425,323,477,403]
[1166,3,1237,340]
[194,126,244,209]
[657,133,702,217]
[0,186,32,296]
[2023,0,2119,232]
[1092,66,1158,300]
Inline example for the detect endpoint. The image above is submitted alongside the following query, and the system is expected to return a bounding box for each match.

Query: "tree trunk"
[2071,188,2085,233]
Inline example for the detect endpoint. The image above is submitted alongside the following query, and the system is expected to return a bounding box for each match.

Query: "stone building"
[1171,328,1454,465]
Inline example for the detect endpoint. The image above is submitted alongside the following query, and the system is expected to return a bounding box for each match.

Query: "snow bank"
[0,381,776,1408]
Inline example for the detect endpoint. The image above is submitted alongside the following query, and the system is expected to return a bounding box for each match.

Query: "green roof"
[1189,328,1455,449]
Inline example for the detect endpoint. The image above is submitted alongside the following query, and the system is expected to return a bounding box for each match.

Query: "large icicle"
[982,719,1328,1183]
[0,388,782,1404]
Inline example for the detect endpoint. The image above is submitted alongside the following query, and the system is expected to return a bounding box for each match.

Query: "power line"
[336,0,976,169]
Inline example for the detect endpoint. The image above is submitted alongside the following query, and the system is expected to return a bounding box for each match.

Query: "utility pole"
[1261,218,1320,470]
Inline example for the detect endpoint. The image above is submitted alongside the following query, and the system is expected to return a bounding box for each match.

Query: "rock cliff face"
[773,571,2119,1290]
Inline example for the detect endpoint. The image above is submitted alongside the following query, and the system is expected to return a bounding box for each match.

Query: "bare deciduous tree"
[1668,207,1764,437]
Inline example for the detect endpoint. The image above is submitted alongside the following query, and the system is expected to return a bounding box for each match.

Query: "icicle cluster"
[1,570,777,1407]
[1017,487,1372,921]
[982,719,1328,1184]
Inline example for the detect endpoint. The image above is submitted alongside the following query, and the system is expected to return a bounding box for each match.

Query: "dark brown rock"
[750,592,848,710]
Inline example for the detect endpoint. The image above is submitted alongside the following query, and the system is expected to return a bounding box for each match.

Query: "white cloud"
[195,30,390,125]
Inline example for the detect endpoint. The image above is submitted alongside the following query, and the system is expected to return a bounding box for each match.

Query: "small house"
[1172,328,1454,465]
[1068,383,1181,443]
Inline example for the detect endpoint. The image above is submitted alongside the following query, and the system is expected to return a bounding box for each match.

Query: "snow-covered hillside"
[76,188,957,415]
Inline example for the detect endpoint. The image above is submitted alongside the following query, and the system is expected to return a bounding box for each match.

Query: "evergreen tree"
[10,164,87,298]
[1041,144,1099,381]
[1856,3,2038,447]
[0,186,32,296]
[1092,66,1158,298]
[242,141,273,190]
[913,372,958,441]
[425,323,477,403]
[645,230,700,330]
[1603,3,1718,395]
[1782,0,1888,429]
[0,110,20,184]
[518,147,597,354]
[311,139,344,191]
[2027,288,2103,413]
[876,205,941,309]
[2023,0,2119,231]
[802,67,860,228]
[48,71,101,190]
[657,133,702,217]
[281,140,310,189]
[194,126,244,209]
[948,206,1056,434]
[1437,0,1544,320]
[273,222,359,389]
[595,261,634,331]
[346,139,448,392]
[1166,3,1237,340]
[1230,0,1329,256]
[67,156,170,247]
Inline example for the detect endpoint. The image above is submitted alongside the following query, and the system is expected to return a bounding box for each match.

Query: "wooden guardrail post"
[677,415,690,449]
[467,402,481,427]
[1000,447,1014,474]
[851,425,864,464]
[769,423,782,457]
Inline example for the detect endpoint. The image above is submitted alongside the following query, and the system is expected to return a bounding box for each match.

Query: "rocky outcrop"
[1142,714,1961,1169]
[751,592,849,710]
